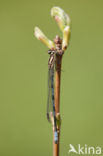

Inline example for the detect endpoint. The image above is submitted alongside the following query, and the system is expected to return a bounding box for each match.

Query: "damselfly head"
[48,49,56,55]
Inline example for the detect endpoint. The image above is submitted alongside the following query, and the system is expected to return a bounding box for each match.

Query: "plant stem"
[53,55,62,156]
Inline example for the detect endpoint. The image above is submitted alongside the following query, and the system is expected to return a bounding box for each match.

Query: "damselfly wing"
[47,50,55,121]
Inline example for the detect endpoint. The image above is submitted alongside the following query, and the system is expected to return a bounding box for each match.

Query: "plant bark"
[53,55,62,156]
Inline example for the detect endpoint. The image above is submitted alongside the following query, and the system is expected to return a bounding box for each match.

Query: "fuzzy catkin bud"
[62,26,71,50]
[51,7,71,51]
[34,27,55,49]
[51,7,71,32]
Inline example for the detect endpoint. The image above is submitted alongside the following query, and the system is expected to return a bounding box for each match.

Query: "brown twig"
[53,36,63,156]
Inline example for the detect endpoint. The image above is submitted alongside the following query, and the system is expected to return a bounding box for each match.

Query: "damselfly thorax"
[48,49,57,69]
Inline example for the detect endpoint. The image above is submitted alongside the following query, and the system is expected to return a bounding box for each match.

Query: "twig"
[53,36,63,156]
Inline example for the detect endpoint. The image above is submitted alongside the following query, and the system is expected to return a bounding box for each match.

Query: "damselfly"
[47,49,58,144]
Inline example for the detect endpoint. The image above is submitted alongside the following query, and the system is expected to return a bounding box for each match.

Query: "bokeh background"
[0,0,103,156]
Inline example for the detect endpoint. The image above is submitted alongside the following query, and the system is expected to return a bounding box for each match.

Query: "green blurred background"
[0,0,103,156]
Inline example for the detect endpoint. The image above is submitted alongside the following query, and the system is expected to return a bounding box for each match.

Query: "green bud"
[51,6,71,32]
[62,26,71,50]
[51,7,71,50]
[34,27,55,49]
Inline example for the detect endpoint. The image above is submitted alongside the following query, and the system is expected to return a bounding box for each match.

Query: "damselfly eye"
[52,50,56,54]
[48,50,52,54]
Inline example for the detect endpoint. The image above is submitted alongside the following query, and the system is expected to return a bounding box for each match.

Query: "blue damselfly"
[47,36,63,144]
[47,49,58,144]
